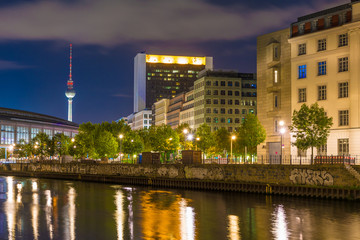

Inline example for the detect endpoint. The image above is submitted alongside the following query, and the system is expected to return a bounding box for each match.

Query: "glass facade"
[1,125,15,144]
[31,128,41,139]
[17,126,29,143]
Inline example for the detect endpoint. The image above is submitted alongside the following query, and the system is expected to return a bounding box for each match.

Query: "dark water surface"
[0,176,360,240]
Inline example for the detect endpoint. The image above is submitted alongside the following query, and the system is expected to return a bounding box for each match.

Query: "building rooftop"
[198,69,256,79]
[0,107,78,128]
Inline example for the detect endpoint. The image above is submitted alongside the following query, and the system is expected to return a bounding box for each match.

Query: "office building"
[179,89,195,130]
[134,53,213,112]
[193,70,257,132]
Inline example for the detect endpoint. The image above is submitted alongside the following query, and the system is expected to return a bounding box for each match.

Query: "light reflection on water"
[0,177,360,239]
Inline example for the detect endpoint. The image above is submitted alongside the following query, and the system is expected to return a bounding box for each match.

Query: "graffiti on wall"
[289,169,334,186]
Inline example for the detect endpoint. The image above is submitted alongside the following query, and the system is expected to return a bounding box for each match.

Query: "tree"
[122,130,144,160]
[289,103,333,163]
[137,128,152,152]
[52,133,71,158]
[176,123,191,150]
[32,132,52,160]
[195,123,214,158]
[94,130,119,160]
[150,125,179,161]
[214,128,230,156]
[237,114,266,158]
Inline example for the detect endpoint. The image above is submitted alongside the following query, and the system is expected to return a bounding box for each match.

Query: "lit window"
[298,65,307,79]
[274,70,278,83]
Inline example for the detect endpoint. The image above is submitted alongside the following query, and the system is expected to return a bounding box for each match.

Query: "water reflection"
[45,190,54,239]
[114,190,124,240]
[31,185,39,240]
[272,205,289,240]
[5,177,15,240]
[228,215,240,240]
[1,177,360,239]
[179,198,195,240]
[141,190,196,240]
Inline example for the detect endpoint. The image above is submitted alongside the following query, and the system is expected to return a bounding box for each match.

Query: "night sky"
[0,0,348,124]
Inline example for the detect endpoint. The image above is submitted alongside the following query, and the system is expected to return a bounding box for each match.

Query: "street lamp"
[231,135,236,163]
[119,134,124,162]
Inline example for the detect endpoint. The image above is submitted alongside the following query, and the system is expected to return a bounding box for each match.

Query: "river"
[0,176,360,240]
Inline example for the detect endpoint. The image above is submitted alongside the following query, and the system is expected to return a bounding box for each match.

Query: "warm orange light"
[146,55,206,65]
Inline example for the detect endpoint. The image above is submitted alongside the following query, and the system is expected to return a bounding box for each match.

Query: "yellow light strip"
[146,55,206,65]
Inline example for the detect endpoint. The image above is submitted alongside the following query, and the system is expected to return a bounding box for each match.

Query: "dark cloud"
[0,0,349,46]
[112,93,132,98]
[0,60,29,70]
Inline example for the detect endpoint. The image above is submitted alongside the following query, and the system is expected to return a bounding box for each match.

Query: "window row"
[206,117,241,124]
[205,108,255,114]
[205,99,256,106]
[206,80,241,87]
[298,33,348,55]
[298,82,348,102]
[298,57,348,79]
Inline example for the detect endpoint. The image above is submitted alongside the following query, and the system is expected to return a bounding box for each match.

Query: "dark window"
[235,100,240,105]
[228,109,233,114]
[228,81,233,87]
[206,99,211,104]
[213,99,218,104]
[221,99,226,105]
[221,81,226,86]
[221,108,225,114]
[221,90,226,95]
[228,99,233,105]
[213,90,218,95]
[235,91,240,96]
[228,91,233,96]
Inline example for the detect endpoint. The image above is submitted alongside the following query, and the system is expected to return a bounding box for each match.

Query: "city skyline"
[0,0,348,123]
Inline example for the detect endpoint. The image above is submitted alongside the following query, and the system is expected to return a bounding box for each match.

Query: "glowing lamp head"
[187,134,193,141]
[231,135,236,140]
[280,127,286,134]
[279,120,285,127]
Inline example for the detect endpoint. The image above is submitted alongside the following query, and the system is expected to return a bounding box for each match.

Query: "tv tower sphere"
[65,88,76,99]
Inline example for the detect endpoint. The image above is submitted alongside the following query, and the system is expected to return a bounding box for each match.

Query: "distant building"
[167,93,185,129]
[134,53,213,112]
[152,99,170,126]
[257,29,291,158]
[0,107,78,147]
[193,70,257,132]
[179,89,195,130]
[128,109,152,130]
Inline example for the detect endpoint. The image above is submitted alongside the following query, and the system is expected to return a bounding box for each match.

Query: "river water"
[0,176,360,240]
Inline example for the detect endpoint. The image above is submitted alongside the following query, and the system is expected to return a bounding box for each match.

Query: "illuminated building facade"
[152,99,170,126]
[127,109,152,130]
[179,89,195,130]
[134,53,213,112]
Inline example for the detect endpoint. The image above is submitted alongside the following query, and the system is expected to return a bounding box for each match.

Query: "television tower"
[65,44,76,122]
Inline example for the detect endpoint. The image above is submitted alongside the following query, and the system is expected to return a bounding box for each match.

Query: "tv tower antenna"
[65,44,76,122]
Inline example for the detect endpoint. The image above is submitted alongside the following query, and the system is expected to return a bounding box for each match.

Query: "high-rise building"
[193,70,257,132]
[257,29,291,158]
[134,53,213,112]
[65,44,76,122]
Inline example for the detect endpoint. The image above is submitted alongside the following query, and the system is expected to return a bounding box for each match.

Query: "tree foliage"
[195,123,214,154]
[289,103,333,161]
[214,128,230,156]
[237,114,266,156]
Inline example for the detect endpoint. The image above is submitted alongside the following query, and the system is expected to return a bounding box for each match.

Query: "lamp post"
[119,134,124,162]
[231,135,236,163]
[279,120,285,163]
[187,134,193,150]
